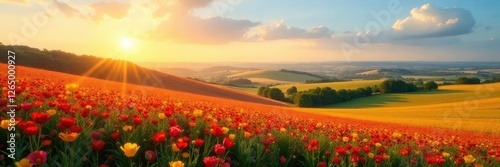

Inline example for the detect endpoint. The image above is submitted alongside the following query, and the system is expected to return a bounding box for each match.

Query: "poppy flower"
[120,143,140,158]
[169,126,182,138]
[91,140,105,151]
[30,112,50,124]
[23,125,39,136]
[91,131,100,140]
[119,114,129,122]
[169,160,184,167]
[60,117,75,128]
[222,137,234,149]
[132,117,142,125]
[111,131,120,140]
[194,139,204,147]
[214,144,226,156]
[15,158,32,167]
[203,156,218,167]
[27,150,47,165]
[145,150,156,162]
[212,126,224,137]
[101,112,110,119]
[151,131,167,144]
[58,132,80,142]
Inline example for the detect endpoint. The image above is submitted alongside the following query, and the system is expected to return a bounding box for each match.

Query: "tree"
[286,86,298,96]
[423,81,438,90]
[267,88,285,101]
[294,93,314,107]
[336,89,350,102]
[379,79,408,93]
[406,82,418,92]
[257,87,267,96]
[455,77,480,84]
[319,87,336,104]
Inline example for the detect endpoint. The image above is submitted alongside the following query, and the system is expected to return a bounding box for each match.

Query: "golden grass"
[296,83,500,134]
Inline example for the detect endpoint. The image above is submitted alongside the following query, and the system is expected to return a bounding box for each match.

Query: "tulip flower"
[120,143,140,158]
[27,151,47,166]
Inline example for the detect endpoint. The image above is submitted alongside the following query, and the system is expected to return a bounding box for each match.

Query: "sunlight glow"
[120,37,135,50]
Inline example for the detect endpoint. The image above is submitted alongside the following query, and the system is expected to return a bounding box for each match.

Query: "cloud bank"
[391,4,475,39]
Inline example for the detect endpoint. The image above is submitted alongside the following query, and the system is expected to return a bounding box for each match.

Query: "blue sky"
[1,0,499,62]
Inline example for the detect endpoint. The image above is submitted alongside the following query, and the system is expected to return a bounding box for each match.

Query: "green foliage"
[267,88,285,101]
[294,93,314,107]
[455,77,481,84]
[423,81,439,90]
[286,86,298,96]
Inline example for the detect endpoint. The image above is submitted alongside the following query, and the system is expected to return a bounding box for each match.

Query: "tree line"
[257,79,439,107]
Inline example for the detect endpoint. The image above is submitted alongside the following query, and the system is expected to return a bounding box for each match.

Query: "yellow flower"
[172,143,180,152]
[85,105,92,110]
[15,158,33,167]
[244,131,252,138]
[280,128,287,133]
[229,134,236,140]
[123,125,133,132]
[392,132,402,138]
[464,155,476,164]
[169,160,185,167]
[193,109,203,117]
[158,113,166,120]
[1,120,11,129]
[120,143,140,158]
[342,136,349,142]
[46,109,57,116]
[182,152,189,158]
[58,132,80,142]
[368,153,375,159]
[65,83,79,92]
[442,152,450,158]
[375,142,382,148]
[222,127,229,134]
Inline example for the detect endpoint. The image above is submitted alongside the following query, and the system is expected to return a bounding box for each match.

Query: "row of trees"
[258,79,440,107]
[378,79,438,93]
[455,77,481,84]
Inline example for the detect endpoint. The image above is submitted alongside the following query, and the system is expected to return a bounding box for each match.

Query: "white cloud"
[256,20,333,40]
[391,4,475,39]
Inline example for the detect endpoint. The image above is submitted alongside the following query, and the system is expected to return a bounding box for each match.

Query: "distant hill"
[228,69,322,84]
[0,43,289,106]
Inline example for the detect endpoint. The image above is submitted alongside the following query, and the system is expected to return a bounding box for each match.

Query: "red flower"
[176,140,188,150]
[23,125,39,136]
[18,121,35,131]
[20,103,33,111]
[30,112,50,124]
[318,162,326,167]
[263,139,271,147]
[132,117,142,125]
[91,140,105,151]
[111,131,120,140]
[212,126,224,137]
[400,148,409,156]
[362,146,371,153]
[214,144,226,156]
[60,117,76,128]
[70,125,83,133]
[91,131,100,140]
[119,114,129,122]
[27,150,47,165]
[222,137,234,149]
[280,156,287,164]
[80,109,90,118]
[352,147,360,155]
[144,150,156,162]
[332,157,341,164]
[151,131,167,143]
[101,112,110,119]
[195,139,204,147]
[169,126,182,138]
[151,119,158,125]
[169,119,177,126]
[203,156,219,167]
[335,146,348,156]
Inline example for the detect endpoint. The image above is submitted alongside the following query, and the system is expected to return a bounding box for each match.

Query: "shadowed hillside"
[0,43,289,106]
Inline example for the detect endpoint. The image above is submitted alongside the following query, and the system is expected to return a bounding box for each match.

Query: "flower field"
[1,64,500,167]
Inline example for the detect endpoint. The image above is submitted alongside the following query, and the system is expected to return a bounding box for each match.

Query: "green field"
[224,86,259,94]
[228,70,321,83]
[297,83,500,134]
[273,79,383,92]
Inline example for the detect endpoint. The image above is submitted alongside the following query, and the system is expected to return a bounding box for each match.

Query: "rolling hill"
[0,44,289,106]
[228,69,322,84]
[273,79,384,92]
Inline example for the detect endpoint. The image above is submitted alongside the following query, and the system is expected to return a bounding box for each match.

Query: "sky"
[1,0,499,62]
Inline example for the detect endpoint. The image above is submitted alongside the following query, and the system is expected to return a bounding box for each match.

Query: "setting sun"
[120,37,135,50]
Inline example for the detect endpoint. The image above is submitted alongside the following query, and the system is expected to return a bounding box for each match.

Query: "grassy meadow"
[296,83,500,134]
[274,80,384,92]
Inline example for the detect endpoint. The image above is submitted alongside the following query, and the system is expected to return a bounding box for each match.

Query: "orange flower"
[58,132,80,142]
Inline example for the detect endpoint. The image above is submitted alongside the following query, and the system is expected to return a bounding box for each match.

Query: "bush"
[286,86,298,95]
[455,77,481,84]
[423,81,438,90]
[294,93,314,107]
[379,79,408,93]
[267,88,285,101]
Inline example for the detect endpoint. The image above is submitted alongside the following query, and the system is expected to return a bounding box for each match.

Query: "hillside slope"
[228,70,321,83]
[0,45,289,106]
